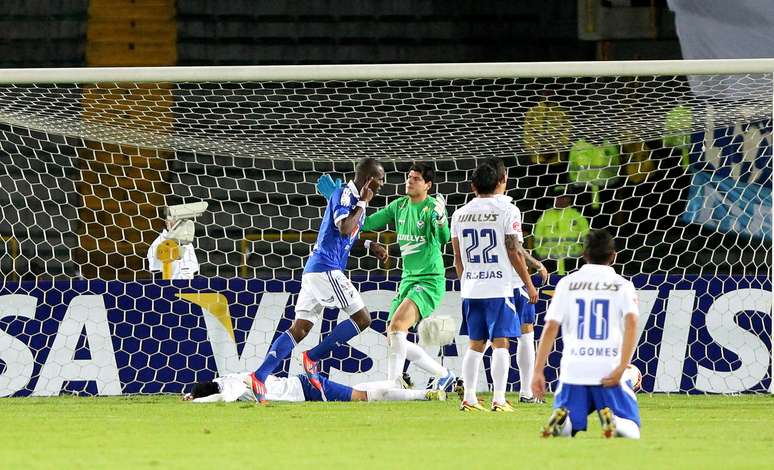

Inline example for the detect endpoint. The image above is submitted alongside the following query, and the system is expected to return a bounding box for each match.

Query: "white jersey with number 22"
[451,196,523,299]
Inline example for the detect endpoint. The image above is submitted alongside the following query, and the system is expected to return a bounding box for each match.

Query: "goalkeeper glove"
[316,174,342,200]
[431,194,447,225]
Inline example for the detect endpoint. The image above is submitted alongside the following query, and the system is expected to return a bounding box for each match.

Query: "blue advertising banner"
[689,118,772,186]
[682,118,771,239]
[682,168,772,241]
[0,276,770,397]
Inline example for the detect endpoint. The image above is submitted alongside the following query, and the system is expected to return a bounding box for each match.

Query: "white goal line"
[0,59,773,84]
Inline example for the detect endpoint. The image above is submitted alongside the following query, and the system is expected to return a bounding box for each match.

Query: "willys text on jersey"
[568,282,622,292]
[456,213,499,223]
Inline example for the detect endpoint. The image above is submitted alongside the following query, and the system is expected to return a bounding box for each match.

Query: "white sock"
[405,341,447,377]
[558,416,573,437]
[353,380,401,392]
[387,331,408,382]
[614,417,641,439]
[517,331,535,398]
[462,349,484,404]
[366,387,428,401]
[491,347,510,404]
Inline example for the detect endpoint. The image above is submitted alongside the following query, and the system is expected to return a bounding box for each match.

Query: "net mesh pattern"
[0,71,770,395]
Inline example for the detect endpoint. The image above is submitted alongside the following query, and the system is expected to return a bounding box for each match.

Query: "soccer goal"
[0,60,770,396]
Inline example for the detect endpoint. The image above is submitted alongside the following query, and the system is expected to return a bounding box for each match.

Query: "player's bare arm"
[523,247,548,284]
[601,313,638,387]
[451,237,463,279]
[531,319,560,401]
[367,240,389,262]
[505,234,538,303]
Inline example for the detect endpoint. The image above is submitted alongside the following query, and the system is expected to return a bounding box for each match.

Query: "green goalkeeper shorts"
[388,276,446,323]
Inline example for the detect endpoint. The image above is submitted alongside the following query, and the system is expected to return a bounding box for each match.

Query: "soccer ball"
[622,364,642,391]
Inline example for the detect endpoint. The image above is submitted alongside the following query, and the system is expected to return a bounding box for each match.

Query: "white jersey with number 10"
[545,264,640,385]
[451,196,523,299]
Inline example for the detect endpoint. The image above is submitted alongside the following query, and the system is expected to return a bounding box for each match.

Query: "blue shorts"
[553,382,641,432]
[298,374,353,402]
[513,287,535,325]
[461,297,520,341]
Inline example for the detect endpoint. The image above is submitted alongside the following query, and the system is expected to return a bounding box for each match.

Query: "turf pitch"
[2,393,773,469]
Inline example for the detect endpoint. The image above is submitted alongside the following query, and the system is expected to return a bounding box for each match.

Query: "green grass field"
[2,393,773,469]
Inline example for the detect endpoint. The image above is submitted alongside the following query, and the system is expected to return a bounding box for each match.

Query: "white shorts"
[295,270,365,322]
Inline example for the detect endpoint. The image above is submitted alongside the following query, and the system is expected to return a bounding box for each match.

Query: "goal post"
[3,58,774,82]
[0,59,770,396]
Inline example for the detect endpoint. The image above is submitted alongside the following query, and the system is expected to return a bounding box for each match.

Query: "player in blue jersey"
[247,157,387,403]
[532,230,641,439]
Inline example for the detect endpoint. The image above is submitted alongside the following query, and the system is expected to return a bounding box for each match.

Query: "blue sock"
[254,331,296,381]
[307,319,361,362]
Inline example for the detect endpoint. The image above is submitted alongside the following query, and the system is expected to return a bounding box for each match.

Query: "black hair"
[409,162,434,184]
[355,157,382,178]
[471,162,499,195]
[191,381,220,399]
[482,157,506,182]
[583,229,616,265]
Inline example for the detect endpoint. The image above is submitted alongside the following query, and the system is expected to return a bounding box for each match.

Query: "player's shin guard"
[614,417,641,439]
[461,349,484,405]
[491,347,510,405]
[255,331,296,382]
[387,331,409,382]
[516,331,535,398]
[307,318,360,361]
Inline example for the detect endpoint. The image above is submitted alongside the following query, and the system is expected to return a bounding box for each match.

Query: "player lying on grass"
[532,229,641,439]
[317,163,456,391]
[183,372,446,403]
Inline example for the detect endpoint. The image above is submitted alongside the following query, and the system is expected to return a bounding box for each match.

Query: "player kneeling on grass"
[531,230,641,439]
[183,373,446,403]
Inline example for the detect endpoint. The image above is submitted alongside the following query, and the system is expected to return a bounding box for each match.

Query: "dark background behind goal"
[0,1,769,281]
[0,0,681,69]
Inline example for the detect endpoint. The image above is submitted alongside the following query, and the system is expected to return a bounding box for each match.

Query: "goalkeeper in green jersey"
[317,163,457,390]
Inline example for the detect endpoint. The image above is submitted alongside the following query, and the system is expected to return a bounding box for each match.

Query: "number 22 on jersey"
[462,228,499,263]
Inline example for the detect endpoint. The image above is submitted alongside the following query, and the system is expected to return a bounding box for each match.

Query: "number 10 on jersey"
[576,298,610,340]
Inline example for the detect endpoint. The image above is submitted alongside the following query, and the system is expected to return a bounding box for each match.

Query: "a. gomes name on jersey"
[456,213,499,223]
[569,346,620,357]
[465,270,504,280]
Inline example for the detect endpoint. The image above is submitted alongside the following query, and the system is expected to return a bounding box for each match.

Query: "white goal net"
[0,61,770,396]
